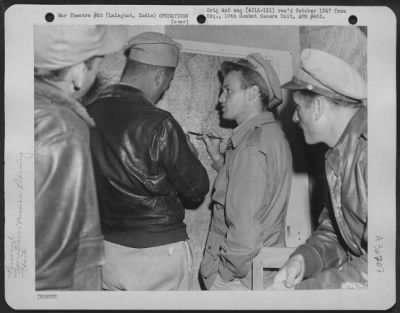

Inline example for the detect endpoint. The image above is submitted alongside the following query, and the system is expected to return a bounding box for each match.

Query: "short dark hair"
[293,90,318,108]
[326,96,365,108]
[34,56,101,81]
[121,59,175,80]
[221,60,270,111]
[294,89,364,108]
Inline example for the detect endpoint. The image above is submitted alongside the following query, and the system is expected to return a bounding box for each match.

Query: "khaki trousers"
[102,240,193,291]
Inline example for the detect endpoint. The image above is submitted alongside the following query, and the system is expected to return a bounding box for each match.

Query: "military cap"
[126,32,182,67]
[34,25,128,70]
[282,48,367,103]
[221,53,283,110]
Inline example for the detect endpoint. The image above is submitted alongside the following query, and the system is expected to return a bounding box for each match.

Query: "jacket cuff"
[218,262,235,282]
[292,244,323,279]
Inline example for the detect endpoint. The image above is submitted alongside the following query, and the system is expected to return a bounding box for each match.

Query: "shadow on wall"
[296,25,367,228]
[278,89,329,230]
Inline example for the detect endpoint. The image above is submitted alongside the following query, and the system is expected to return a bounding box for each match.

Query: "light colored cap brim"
[282,68,365,104]
[297,48,367,100]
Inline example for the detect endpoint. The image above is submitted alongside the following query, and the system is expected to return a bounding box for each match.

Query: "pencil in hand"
[188,131,223,140]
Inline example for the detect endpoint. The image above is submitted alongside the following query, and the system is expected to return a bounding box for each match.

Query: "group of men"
[34,25,368,291]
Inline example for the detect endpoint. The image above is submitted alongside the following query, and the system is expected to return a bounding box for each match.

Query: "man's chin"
[304,137,320,146]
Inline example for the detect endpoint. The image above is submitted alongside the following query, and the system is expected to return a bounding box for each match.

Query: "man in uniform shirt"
[199,53,292,290]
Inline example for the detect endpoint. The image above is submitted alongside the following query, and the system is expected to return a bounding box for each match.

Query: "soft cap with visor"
[282,49,367,105]
[221,53,283,110]
[125,32,182,68]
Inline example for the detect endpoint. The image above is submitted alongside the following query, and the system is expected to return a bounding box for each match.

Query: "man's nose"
[219,92,226,103]
[292,110,299,123]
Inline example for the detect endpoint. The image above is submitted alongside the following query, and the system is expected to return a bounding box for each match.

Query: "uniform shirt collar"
[325,107,367,174]
[230,111,276,148]
[35,78,95,127]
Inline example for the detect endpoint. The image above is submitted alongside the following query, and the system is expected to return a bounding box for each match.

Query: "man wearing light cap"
[271,49,368,289]
[87,32,209,290]
[199,53,292,290]
[34,25,128,290]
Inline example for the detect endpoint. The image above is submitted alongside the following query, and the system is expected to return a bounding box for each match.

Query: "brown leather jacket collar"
[325,107,367,175]
[35,78,96,127]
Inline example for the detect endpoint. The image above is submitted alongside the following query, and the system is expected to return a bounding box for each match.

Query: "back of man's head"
[121,32,181,103]
[34,25,128,76]
[34,25,128,98]
[122,59,175,80]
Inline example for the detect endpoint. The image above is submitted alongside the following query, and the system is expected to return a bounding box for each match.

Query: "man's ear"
[154,68,165,89]
[247,85,259,102]
[312,96,325,120]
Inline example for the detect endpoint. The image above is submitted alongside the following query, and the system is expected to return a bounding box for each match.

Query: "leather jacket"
[295,107,368,289]
[35,79,104,290]
[88,84,210,248]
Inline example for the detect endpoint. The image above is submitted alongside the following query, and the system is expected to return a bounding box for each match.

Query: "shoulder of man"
[360,128,367,141]
[35,98,89,146]
[355,107,368,142]
[246,122,286,150]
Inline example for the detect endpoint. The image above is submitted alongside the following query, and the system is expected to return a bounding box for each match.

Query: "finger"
[265,282,281,291]
[284,266,299,288]
[272,281,294,291]
[293,265,305,285]
[273,268,287,283]
[205,130,217,136]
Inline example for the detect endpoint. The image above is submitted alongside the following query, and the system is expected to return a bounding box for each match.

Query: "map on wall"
[85,41,294,289]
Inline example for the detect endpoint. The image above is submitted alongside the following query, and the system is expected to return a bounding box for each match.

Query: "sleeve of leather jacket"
[218,147,271,281]
[294,139,368,279]
[35,129,102,290]
[295,253,368,289]
[156,116,210,202]
[293,207,348,278]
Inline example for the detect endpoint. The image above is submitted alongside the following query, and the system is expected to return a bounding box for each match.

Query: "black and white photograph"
[3,4,397,310]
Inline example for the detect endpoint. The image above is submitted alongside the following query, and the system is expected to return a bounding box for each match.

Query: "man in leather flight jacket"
[34,25,128,290]
[88,32,210,290]
[272,49,368,289]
